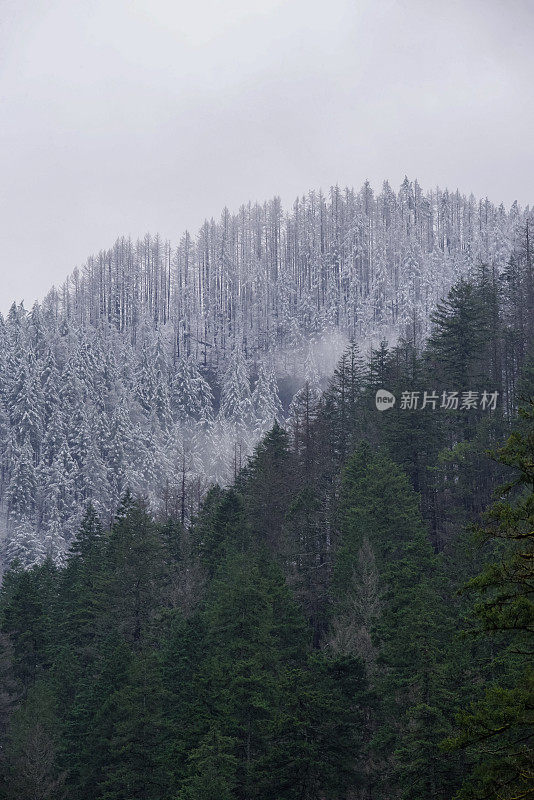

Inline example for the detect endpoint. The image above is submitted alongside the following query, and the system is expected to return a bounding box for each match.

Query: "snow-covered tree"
[171,356,214,422]
[219,347,253,428]
[252,361,284,435]
[3,518,45,569]
[6,440,37,521]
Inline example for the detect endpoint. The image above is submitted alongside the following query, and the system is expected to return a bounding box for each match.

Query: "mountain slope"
[0,178,530,566]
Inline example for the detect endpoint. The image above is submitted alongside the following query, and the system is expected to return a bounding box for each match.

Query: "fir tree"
[241,423,294,551]
[444,401,534,800]
[219,347,253,429]
[251,361,284,435]
[177,727,238,800]
[335,443,456,799]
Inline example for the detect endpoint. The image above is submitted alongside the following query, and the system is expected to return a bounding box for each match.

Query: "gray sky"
[1,0,533,313]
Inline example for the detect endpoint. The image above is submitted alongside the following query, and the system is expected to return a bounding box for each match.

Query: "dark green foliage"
[1,560,57,694]
[240,422,295,550]
[99,648,171,800]
[1,263,534,800]
[444,402,534,800]
[1,681,65,800]
[333,444,459,799]
[427,278,494,390]
[192,487,249,574]
[264,653,366,799]
[0,486,366,799]
[177,727,238,800]
[323,340,366,464]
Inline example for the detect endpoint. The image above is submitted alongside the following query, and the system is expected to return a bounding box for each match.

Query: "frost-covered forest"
[0,179,530,567]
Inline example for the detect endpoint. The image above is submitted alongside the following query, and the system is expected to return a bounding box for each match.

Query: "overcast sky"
[1,0,532,313]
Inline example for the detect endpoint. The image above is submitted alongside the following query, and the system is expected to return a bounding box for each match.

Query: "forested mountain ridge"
[50,179,526,352]
[0,179,531,568]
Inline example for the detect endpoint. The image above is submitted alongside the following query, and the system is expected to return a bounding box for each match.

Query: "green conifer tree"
[444,402,534,800]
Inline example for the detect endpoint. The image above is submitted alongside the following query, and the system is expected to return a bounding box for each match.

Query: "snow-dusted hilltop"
[50,179,525,353]
[0,179,529,567]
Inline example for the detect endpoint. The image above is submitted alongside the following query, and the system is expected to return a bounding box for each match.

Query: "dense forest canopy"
[0,257,532,797]
[0,179,531,569]
[0,178,532,800]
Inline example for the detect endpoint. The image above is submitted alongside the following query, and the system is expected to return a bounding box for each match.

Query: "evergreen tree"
[445,402,534,800]
[177,727,238,800]
[8,355,44,457]
[323,339,365,464]
[3,519,45,570]
[6,440,37,522]
[251,361,284,436]
[241,423,294,551]
[105,494,169,645]
[334,444,456,799]
[193,488,249,576]
[197,549,311,800]
[427,278,492,391]
[264,652,367,799]
[0,561,57,695]
[219,347,253,428]
[172,355,214,422]
[99,649,170,800]
[2,681,64,800]
[135,340,157,412]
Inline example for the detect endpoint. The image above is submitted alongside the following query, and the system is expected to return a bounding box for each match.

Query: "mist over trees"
[0,179,531,569]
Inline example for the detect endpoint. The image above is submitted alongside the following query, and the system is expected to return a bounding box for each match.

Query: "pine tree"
[3,519,45,570]
[251,361,284,436]
[427,278,491,390]
[100,648,171,800]
[366,340,390,391]
[263,653,367,799]
[193,488,249,577]
[105,494,169,645]
[241,423,294,551]
[0,630,18,790]
[177,727,238,800]
[172,355,214,422]
[6,440,37,522]
[8,356,43,457]
[197,549,312,800]
[135,339,157,412]
[42,506,67,566]
[79,437,110,515]
[40,408,66,468]
[154,369,173,432]
[444,401,534,800]
[52,508,109,799]
[2,681,64,800]
[161,610,207,792]
[107,401,136,502]
[323,340,365,464]
[334,443,456,799]
[0,561,57,695]
[67,502,104,563]
[0,396,11,492]
[219,347,253,428]
[288,382,321,470]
